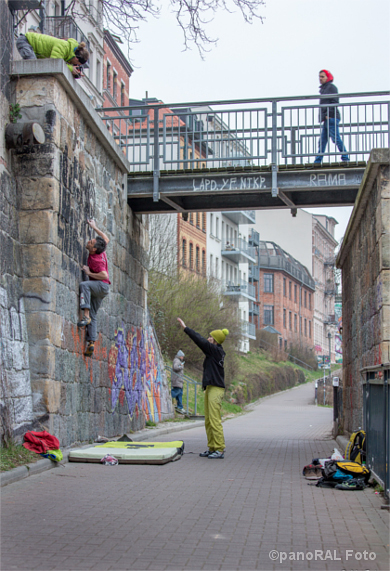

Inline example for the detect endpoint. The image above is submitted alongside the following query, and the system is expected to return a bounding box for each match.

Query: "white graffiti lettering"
[193,175,268,192]
[309,173,347,187]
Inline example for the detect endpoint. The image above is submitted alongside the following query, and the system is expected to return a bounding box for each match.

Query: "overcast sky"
[126,0,390,242]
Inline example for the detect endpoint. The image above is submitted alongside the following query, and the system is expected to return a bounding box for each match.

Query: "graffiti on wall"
[334,302,343,363]
[108,323,165,423]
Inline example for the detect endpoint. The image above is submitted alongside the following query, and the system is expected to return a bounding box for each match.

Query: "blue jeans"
[171,387,183,409]
[314,118,349,163]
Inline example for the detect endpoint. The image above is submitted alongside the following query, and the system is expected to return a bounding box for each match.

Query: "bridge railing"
[98,92,389,167]
[97,91,389,199]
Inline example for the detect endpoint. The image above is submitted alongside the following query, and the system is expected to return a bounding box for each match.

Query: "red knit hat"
[320,69,334,82]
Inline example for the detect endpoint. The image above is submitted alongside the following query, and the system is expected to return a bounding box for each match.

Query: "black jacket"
[319,81,340,122]
[184,327,226,390]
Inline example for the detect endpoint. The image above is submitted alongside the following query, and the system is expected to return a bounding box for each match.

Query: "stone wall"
[0,2,36,442]
[337,149,390,434]
[1,58,172,447]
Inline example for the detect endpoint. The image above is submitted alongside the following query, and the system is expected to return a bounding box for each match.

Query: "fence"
[98,92,389,173]
[362,364,390,497]
[165,366,202,416]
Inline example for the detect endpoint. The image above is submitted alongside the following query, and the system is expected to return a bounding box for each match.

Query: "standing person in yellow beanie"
[177,318,229,459]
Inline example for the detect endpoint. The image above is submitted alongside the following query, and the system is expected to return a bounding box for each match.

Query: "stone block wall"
[337,149,390,434]
[0,3,36,441]
[1,59,172,447]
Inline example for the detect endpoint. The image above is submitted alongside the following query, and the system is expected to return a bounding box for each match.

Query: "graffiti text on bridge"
[193,176,266,192]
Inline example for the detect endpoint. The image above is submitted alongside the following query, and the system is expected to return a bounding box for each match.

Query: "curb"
[1,419,205,488]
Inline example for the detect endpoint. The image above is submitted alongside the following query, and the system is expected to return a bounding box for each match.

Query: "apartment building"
[257,241,315,351]
[252,209,339,362]
[207,211,256,352]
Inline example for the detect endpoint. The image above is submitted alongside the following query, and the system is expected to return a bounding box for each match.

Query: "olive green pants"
[204,385,225,452]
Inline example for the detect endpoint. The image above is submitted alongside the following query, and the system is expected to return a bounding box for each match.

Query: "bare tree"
[66,0,265,57]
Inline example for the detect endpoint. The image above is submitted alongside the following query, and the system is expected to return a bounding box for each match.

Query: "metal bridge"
[98,91,389,215]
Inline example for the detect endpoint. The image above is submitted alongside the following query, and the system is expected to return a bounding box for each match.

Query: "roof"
[262,326,282,335]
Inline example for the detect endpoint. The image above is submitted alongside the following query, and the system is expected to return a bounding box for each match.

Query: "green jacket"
[25,32,79,73]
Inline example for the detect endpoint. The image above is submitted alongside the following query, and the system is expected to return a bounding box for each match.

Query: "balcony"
[45,16,90,49]
[324,256,336,266]
[249,302,259,316]
[241,320,257,339]
[325,288,336,296]
[222,211,256,225]
[222,280,256,302]
[248,263,259,281]
[249,230,260,247]
[324,314,337,325]
[222,238,256,264]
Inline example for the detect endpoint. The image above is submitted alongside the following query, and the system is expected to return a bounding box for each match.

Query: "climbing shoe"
[199,450,212,457]
[78,316,91,328]
[335,478,366,491]
[84,342,95,357]
[208,451,224,459]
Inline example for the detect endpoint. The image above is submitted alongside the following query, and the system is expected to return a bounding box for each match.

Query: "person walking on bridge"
[314,69,349,164]
[177,318,229,459]
[78,220,110,357]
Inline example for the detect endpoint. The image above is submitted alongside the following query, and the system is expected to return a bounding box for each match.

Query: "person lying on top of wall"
[16,32,89,78]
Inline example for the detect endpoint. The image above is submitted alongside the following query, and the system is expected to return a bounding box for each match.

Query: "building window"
[216,217,219,238]
[215,257,219,279]
[196,213,200,229]
[300,316,302,333]
[202,250,206,275]
[96,59,101,92]
[113,70,117,100]
[304,291,307,308]
[294,314,297,332]
[309,321,312,338]
[289,281,292,300]
[289,312,292,330]
[264,273,274,293]
[304,318,307,336]
[283,309,286,328]
[106,60,111,90]
[284,339,287,351]
[283,278,286,296]
[195,246,200,272]
[189,243,193,269]
[202,213,206,232]
[294,284,297,303]
[182,239,187,267]
[189,213,193,225]
[264,305,274,325]
[210,213,213,235]
[120,82,125,107]
[309,293,312,310]
[210,254,213,275]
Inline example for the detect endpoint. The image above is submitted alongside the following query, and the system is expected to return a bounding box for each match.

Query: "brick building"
[179,213,207,274]
[103,30,133,139]
[257,241,315,350]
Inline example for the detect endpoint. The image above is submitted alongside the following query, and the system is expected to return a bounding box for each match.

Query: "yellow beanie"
[210,328,229,344]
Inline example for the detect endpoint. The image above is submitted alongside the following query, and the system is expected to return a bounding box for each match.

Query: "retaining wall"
[337,148,390,433]
[0,59,172,447]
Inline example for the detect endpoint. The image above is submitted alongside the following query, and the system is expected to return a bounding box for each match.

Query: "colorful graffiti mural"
[108,323,168,423]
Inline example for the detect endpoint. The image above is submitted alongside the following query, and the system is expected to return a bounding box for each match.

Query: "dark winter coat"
[319,81,340,122]
[184,327,226,391]
[171,356,184,388]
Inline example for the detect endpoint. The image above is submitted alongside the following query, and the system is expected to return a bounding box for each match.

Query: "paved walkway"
[1,382,389,571]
